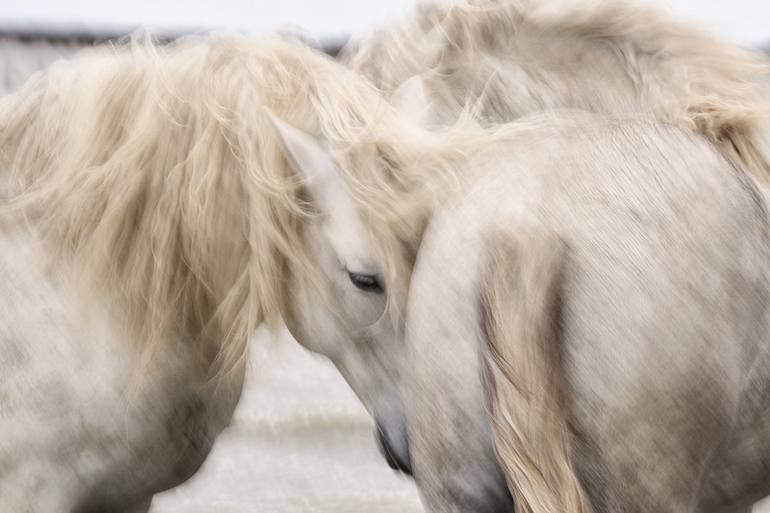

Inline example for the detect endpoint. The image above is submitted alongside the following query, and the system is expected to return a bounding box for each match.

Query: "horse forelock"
[0,35,456,383]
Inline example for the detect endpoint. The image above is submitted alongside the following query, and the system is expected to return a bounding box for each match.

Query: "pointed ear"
[264,108,372,266]
[265,108,334,182]
[264,108,351,214]
[391,75,431,127]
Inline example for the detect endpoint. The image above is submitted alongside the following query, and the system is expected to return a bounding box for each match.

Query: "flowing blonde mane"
[344,0,770,180]
[0,35,479,381]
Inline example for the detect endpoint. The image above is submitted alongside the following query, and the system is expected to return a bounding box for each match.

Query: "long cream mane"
[0,35,475,380]
[344,0,770,180]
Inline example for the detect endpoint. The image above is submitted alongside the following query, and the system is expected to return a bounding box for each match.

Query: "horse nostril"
[375,426,413,476]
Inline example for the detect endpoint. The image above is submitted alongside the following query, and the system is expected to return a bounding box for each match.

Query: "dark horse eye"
[348,271,384,294]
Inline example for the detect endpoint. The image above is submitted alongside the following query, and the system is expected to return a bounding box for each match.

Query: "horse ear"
[265,108,372,266]
[391,75,431,127]
[264,108,349,213]
[265,109,334,182]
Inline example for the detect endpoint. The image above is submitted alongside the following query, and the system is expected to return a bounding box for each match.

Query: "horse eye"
[348,271,384,294]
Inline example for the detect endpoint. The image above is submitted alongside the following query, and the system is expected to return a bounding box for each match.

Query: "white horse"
[400,109,770,513]
[340,3,770,510]
[0,35,450,512]
[251,86,770,513]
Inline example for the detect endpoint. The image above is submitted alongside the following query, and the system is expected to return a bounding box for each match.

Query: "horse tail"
[480,228,593,513]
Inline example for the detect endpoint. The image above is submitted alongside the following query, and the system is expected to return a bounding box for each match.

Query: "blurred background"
[2,0,769,95]
[0,0,769,46]
[1,1,768,512]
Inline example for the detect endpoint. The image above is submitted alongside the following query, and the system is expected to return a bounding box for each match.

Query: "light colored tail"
[480,228,593,513]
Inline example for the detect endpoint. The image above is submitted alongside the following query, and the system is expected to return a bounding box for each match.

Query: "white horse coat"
[403,112,770,513]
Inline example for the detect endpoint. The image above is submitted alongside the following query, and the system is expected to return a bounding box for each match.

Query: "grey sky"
[0,0,768,47]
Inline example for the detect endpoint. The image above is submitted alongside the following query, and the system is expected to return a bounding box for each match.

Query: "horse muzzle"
[375,422,413,476]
